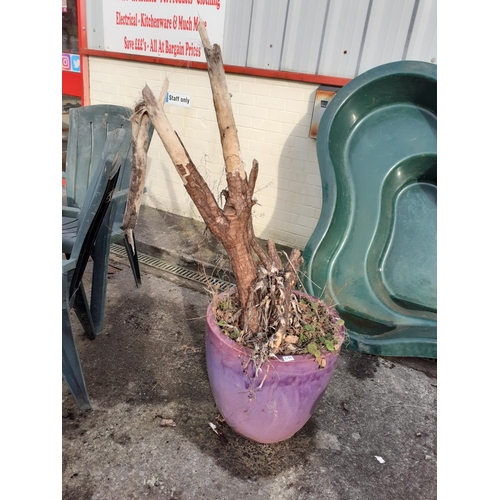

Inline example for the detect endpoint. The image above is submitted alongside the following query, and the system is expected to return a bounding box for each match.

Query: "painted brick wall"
[89,57,324,249]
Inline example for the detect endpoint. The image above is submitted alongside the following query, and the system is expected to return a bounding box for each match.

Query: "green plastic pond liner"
[302,60,437,358]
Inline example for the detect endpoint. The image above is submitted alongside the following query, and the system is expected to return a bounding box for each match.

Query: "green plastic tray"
[303,61,437,358]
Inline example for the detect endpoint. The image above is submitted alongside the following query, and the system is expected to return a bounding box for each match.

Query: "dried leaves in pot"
[215,290,344,368]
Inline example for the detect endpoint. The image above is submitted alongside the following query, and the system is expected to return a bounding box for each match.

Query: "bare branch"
[266,240,282,269]
[248,159,259,198]
[250,237,272,271]
[245,205,271,270]
[121,102,151,250]
[158,77,169,107]
[198,19,246,183]
[271,249,303,353]
[141,82,228,235]
[142,83,190,167]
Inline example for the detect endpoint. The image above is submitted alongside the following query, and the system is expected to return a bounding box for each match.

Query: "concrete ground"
[62,201,437,500]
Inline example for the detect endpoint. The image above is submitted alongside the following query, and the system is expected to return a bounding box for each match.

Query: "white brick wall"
[89,57,324,249]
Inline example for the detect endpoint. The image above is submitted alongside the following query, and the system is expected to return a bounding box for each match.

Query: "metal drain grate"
[110,243,234,292]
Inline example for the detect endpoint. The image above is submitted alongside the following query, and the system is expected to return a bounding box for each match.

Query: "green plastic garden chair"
[62,104,154,334]
[63,128,126,410]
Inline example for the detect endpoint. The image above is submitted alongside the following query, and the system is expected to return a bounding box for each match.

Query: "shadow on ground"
[63,259,436,500]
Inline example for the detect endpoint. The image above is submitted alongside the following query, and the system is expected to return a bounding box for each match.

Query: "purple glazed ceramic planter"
[205,291,345,443]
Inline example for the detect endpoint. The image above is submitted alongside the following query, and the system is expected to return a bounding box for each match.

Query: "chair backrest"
[69,129,125,297]
[65,104,154,223]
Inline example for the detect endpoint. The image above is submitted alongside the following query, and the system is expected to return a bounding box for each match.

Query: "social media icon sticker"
[62,53,71,71]
[71,55,80,72]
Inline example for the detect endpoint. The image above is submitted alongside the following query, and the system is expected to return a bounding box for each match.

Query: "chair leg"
[73,282,96,340]
[89,222,112,335]
[62,302,91,410]
[124,232,142,288]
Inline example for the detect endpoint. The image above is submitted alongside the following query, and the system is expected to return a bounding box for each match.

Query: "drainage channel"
[110,243,235,292]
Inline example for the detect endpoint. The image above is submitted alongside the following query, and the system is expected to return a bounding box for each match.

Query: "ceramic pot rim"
[207,289,345,366]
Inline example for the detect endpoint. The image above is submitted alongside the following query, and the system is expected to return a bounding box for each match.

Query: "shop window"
[62,0,78,54]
